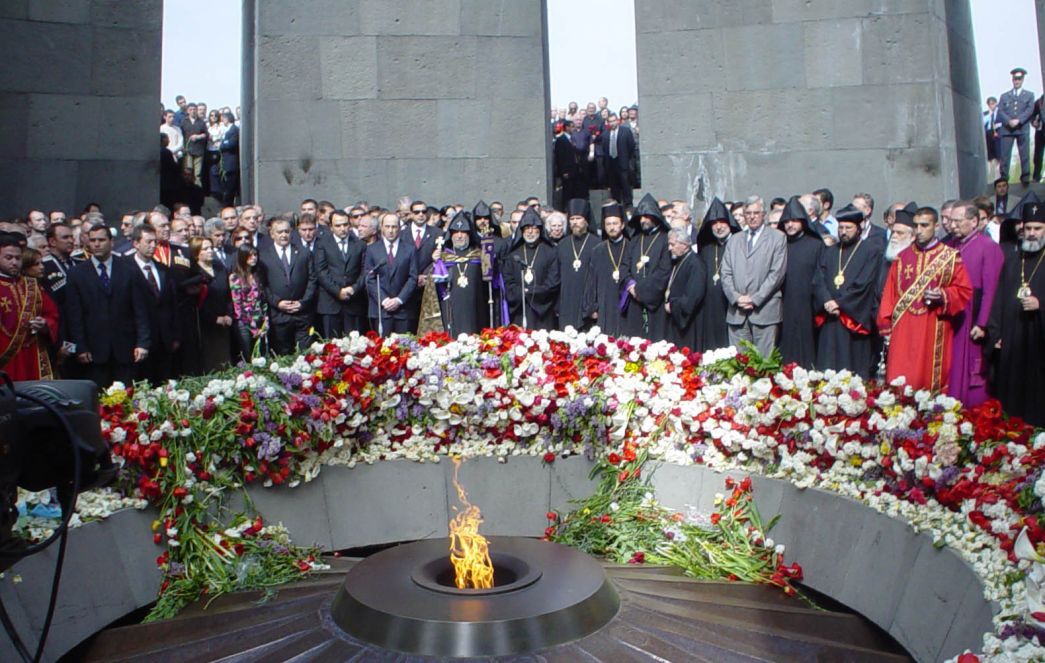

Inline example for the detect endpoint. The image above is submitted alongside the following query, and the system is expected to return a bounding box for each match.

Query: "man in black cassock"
[664,228,705,350]
[501,208,559,330]
[433,211,491,337]
[557,199,598,331]
[584,203,631,337]
[987,204,1045,426]
[813,208,884,378]
[779,195,824,367]
[694,198,741,351]
[623,193,673,341]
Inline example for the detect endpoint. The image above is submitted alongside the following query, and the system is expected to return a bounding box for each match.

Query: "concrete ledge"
[2,458,995,662]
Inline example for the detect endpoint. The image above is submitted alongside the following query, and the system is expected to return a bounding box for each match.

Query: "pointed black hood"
[473,199,501,233]
[696,197,741,246]
[510,207,551,250]
[445,210,480,249]
[632,193,670,233]
[779,195,819,237]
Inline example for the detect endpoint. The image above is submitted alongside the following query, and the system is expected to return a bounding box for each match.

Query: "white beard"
[885,239,912,261]
[1022,238,1045,253]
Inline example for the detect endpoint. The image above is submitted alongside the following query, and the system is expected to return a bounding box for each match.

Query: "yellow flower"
[849,456,863,467]
[152,520,161,532]
[879,441,891,455]
[100,389,128,407]
[333,381,348,395]
[624,362,640,373]
[159,456,168,468]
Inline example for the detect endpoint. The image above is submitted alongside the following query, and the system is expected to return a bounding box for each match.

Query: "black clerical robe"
[696,240,730,351]
[987,247,1045,426]
[665,252,705,351]
[502,242,560,330]
[557,233,598,331]
[584,238,631,337]
[813,240,883,378]
[623,229,672,341]
[779,234,823,367]
[436,251,490,337]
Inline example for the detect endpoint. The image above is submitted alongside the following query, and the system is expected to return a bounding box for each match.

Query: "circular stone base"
[330,536,620,657]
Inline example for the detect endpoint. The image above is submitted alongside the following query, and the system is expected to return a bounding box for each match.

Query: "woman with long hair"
[190,236,233,372]
[206,109,227,200]
[229,244,268,360]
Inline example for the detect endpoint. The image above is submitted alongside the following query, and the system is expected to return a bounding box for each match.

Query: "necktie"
[387,242,395,264]
[415,229,422,249]
[610,130,618,158]
[98,262,110,292]
[281,248,291,275]
[747,229,756,254]
[143,263,159,296]
[339,240,347,257]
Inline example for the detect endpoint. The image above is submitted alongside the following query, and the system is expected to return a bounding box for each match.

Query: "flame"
[448,457,494,589]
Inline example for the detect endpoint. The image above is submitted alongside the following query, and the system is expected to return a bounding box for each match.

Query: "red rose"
[607,452,622,465]
[542,452,556,464]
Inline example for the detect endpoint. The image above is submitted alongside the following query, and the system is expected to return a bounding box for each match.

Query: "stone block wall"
[0,0,162,218]
[635,0,986,217]
[247,0,550,212]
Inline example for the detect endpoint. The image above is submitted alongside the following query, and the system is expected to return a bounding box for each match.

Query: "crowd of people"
[0,180,1041,429]
[551,97,640,210]
[160,95,241,211]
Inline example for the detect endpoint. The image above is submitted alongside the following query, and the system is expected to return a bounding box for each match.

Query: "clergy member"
[779,196,824,367]
[814,207,884,378]
[556,199,598,331]
[664,228,705,350]
[946,201,1004,407]
[987,202,1045,426]
[623,193,673,341]
[432,211,491,337]
[694,198,741,351]
[502,208,559,330]
[583,203,631,337]
[877,207,972,393]
[0,233,59,380]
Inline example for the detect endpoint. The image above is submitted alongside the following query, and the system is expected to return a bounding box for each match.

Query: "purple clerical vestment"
[948,232,1004,406]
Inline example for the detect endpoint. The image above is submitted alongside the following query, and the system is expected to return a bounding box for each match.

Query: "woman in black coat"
[189,236,234,373]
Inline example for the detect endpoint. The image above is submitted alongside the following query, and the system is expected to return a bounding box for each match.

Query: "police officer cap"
[1011,67,1028,77]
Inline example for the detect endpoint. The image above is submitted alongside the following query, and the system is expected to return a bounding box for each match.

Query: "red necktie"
[415,229,422,249]
[387,242,395,263]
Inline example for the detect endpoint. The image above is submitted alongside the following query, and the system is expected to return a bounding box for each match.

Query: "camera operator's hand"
[77,351,93,364]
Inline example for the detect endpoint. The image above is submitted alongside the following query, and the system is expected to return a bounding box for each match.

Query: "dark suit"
[998,86,1036,181]
[65,256,151,387]
[257,242,317,355]
[315,233,366,337]
[599,125,636,207]
[554,133,586,207]
[220,123,239,205]
[404,222,439,322]
[863,223,888,255]
[363,238,418,335]
[127,258,181,383]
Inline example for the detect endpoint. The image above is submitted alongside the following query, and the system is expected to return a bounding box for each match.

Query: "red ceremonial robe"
[0,275,59,380]
[877,241,972,394]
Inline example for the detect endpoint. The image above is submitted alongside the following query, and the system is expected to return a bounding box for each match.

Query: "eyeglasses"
[350,214,365,219]
[411,209,425,215]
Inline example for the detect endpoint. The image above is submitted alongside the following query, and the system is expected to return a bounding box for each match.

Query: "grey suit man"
[720,195,788,357]
[998,67,1036,183]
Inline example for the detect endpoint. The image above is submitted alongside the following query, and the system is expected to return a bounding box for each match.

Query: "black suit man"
[554,121,586,207]
[363,212,418,335]
[219,118,239,205]
[126,224,181,383]
[65,225,150,387]
[998,67,1036,183]
[403,203,440,325]
[257,217,317,355]
[599,114,636,207]
[315,210,367,337]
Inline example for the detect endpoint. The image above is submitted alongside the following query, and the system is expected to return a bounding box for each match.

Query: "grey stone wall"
[635,0,986,216]
[0,0,162,218]
[248,0,550,212]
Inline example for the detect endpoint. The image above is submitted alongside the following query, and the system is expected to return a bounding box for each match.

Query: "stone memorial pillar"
[0,1,162,217]
[634,0,985,213]
[247,0,551,211]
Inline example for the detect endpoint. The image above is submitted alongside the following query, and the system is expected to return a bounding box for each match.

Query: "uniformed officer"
[998,67,1036,184]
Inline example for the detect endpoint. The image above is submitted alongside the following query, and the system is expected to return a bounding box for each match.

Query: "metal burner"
[330,536,620,657]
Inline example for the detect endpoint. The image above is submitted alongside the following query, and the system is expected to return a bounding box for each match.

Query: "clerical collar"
[786,230,804,242]
[915,238,939,251]
[0,272,14,280]
[643,225,659,236]
[609,235,624,244]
